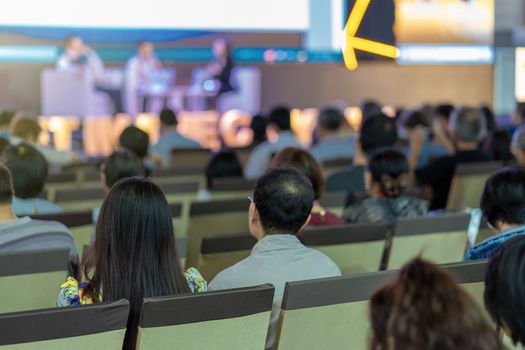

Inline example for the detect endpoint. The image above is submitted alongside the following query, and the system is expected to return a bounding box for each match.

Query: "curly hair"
[370,258,501,350]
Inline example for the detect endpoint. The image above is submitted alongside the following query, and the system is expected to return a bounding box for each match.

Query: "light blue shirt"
[405,142,448,168]
[151,130,201,167]
[309,135,355,165]
[244,131,301,179]
[12,197,63,216]
[209,234,341,349]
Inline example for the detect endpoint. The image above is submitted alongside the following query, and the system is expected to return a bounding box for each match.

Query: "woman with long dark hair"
[58,176,206,350]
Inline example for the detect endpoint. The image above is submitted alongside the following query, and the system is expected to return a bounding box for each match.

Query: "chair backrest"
[198,234,257,281]
[275,270,397,350]
[0,249,69,313]
[387,213,471,269]
[209,178,255,199]
[442,260,487,311]
[137,285,274,350]
[302,223,389,274]
[0,299,129,349]
[54,187,105,210]
[318,191,348,216]
[171,149,212,168]
[186,198,250,268]
[447,162,502,210]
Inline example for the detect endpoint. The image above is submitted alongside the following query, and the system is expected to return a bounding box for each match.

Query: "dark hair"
[488,130,513,162]
[253,168,314,234]
[0,162,14,205]
[485,236,525,346]
[401,110,430,129]
[205,150,243,189]
[368,148,408,198]
[102,148,143,188]
[268,106,291,131]
[250,115,268,146]
[159,108,177,127]
[359,113,398,156]
[2,143,47,199]
[360,99,382,121]
[516,102,525,122]
[370,258,501,350]
[270,147,324,200]
[10,116,41,141]
[450,107,487,143]
[513,125,525,152]
[0,137,9,154]
[0,111,16,127]
[119,126,149,159]
[318,107,344,131]
[480,168,525,228]
[83,177,190,350]
[435,104,455,121]
[480,105,496,134]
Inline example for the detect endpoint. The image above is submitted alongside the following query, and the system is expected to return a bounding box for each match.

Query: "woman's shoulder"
[185,268,208,293]
[57,277,97,307]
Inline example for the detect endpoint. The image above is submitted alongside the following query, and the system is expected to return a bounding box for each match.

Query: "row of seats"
[0,259,489,350]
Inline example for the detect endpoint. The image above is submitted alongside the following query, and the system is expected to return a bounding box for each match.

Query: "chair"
[54,187,106,211]
[318,192,348,216]
[32,211,93,259]
[171,149,212,169]
[447,162,503,210]
[0,249,69,313]
[136,285,274,350]
[275,270,397,350]
[324,166,366,196]
[387,213,471,269]
[0,299,129,349]
[441,260,487,310]
[209,178,256,199]
[185,198,250,269]
[198,234,257,281]
[302,223,389,274]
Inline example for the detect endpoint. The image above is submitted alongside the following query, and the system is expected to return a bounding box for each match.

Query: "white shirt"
[209,234,341,349]
[56,51,105,84]
[126,55,162,91]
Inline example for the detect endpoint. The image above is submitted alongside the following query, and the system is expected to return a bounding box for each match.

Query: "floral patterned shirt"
[57,267,207,306]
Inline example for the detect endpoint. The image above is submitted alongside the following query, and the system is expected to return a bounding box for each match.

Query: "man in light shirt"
[244,106,300,179]
[209,168,341,349]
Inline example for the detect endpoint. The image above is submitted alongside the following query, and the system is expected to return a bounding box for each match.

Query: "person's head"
[435,104,455,122]
[358,113,398,158]
[360,99,382,121]
[480,105,496,135]
[270,147,324,200]
[316,107,345,139]
[9,116,41,143]
[449,107,487,146]
[268,106,292,132]
[205,150,243,189]
[370,258,501,350]
[400,109,430,131]
[212,37,231,59]
[250,114,268,146]
[485,236,525,346]
[489,130,513,162]
[512,126,525,166]
[0,111,16,130]
[138,41,154,58]
[84,176,190,349]
[0,162,14,206]
[368,148,409,198]
[249,168,314,239]
[2,143,47,199]
[512,102,525,126]
[159,108,178,131]
[101,148,143,191]
[480,168,525,232]
[119,126,149,160]
[64,36,84,59]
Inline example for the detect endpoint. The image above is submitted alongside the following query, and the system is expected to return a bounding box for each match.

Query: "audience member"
[488,129,514,162]
[309,107,354,164]
[197,150,244,201]
[344,148,428,224]
[209,168,341,348]
[511,125,525,166]
[119,126,154,175]
[0,110,15,139]
[244,106,301,179]
[0,137,9,154]
[511,101,525,126]
[270,148,344,237]
[2,143,63,215]
[434,103,455,133]
[151,108,201,167]
[10,115,77,167]
[485,236,525,347]
[0,163,78,274]
[249,114,268,148]
[370,258,501,350]
[360,99,382,121]
[57,177,206,350]
[465,168,525,260]
[415,107,491,210]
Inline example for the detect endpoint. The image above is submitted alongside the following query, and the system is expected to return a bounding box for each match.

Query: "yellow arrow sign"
[343,0,399,70]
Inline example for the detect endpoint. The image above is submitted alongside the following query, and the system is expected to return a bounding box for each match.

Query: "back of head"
[360,99,383,121]
[0,163,14,205]
[485,236,525,346]
[253,168,314,234]
[516,102,525,124]
[102,148,143,188]
[435,104,455,121]
[87,176,190,349]
[0,111,16,128]
[480,105,496,134]
[119,126,149,159]
[359,113,398,157]
[401,109,430,130]
[10,116,41,142]
[450,107,487,144]
[268,106,291,131]
[270,147,324,200]
[480,167,525,229]
[512,125,525,154]
[370,258,501,350]
[250,114,268,145]
[2,143,47,199]
[205,150,243,189]
[369,148,408,198]
[159,108,177,127]
[318,107,345,132]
